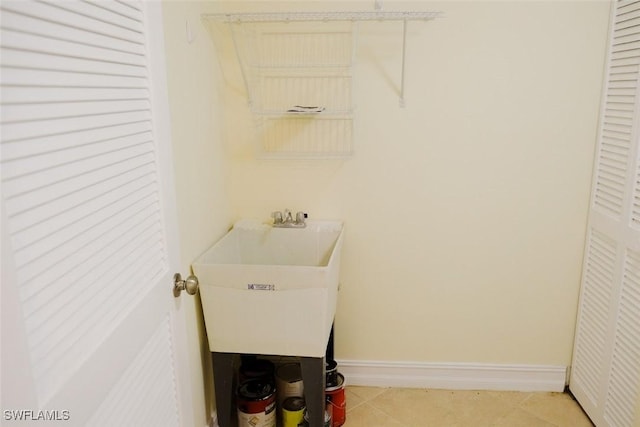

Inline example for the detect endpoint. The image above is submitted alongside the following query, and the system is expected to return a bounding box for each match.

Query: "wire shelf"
[257,115,354,158]
[205,9,442,158]
[231,21,355,69]
[249,71,353,114]
[204,10,442,23]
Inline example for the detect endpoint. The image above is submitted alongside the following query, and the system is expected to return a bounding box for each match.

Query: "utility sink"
[192,219,344,357]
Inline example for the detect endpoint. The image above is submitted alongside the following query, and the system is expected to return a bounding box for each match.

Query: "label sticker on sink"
[247,284,276,291]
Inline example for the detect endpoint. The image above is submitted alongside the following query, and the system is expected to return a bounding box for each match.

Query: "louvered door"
[0,1,195,426]
[570,1,640,426]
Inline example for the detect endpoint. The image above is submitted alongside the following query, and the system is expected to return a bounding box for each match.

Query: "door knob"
[173,273,199,297]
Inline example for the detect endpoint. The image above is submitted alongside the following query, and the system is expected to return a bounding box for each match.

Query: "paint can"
[239,358,275,384]
[325,359,338,388]
[325,373,346,427]
[300,408,331,427]
[282,396,305,427]
[276,363,304,406]
[237,379,276,427]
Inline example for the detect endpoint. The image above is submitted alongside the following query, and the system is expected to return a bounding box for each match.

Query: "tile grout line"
[365,387,454,427]
[516,392,594,427]
[343,387,594,427]
[360,395,408,427]
[517,393,556,425]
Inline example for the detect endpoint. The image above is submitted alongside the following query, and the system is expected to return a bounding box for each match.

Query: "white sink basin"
[192,219,344,357]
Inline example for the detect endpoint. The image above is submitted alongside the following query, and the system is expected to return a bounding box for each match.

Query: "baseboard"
[336,359,567,392]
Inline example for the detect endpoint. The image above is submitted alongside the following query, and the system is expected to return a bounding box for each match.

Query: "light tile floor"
[343,386,594,427]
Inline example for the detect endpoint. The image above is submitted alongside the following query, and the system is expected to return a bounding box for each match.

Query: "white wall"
[162,0,611,421]
[214,0,611,365]
[162,1,233,424]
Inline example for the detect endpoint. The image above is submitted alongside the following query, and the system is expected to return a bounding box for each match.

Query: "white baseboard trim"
[336,359,567,392]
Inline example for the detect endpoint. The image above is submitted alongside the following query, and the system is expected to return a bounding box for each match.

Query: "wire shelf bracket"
[203,9,442,157]
[203,10,442,107]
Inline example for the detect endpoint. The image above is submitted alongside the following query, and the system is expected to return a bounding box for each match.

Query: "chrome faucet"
[283,209,293,223]
[272,209,307,228]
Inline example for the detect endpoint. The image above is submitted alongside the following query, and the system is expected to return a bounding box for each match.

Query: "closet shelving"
[204,10,441,158]
[203,11,441,23]
[235,21,356,115]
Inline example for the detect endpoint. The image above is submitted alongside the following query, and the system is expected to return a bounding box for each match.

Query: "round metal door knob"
[173,273,199,297]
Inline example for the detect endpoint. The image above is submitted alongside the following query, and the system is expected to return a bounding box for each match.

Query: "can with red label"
[237,379,276,427]
[326,373,346,427]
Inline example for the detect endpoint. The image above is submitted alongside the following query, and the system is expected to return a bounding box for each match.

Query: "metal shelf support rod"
[400,19,408,108]
[203,11,442,23]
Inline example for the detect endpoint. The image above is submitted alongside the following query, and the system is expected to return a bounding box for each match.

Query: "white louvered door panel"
[0,2,195,426]
[570,1,640,426]
[604,249,640,427]
[572,230,617,408]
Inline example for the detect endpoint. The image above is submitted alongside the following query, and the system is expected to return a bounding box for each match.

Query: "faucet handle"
[295,211,307,224]
[272,211,283,224]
